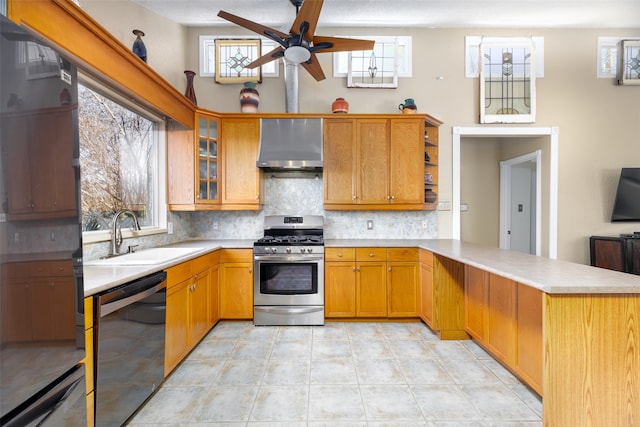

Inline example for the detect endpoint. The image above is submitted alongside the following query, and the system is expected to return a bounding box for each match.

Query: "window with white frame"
[78,77,166,242]
[596,36,640,78]
[333,36,412,81]
[200,35,280,78]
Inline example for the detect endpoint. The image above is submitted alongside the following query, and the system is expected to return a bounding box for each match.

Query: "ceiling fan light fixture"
[284,45,311,63]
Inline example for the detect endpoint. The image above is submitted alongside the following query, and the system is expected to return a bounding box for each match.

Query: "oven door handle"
[254,255,324,262]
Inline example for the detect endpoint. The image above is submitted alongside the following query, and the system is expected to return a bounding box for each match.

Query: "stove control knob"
[299,247,306,253]
[286,247,292,254]
[307,247,313,253]
[271,247,278,253]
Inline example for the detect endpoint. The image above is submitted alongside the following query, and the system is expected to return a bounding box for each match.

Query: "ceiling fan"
[217,0,374,81]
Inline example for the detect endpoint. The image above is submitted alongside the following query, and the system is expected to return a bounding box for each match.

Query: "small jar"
[332,97,349,113]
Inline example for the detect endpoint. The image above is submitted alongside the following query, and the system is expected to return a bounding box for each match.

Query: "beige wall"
[82,3,640,264]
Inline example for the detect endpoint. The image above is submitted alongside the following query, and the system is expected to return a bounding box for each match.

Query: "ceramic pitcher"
[398,98,417,113]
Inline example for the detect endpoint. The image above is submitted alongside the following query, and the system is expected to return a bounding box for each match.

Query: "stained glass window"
[214,39,261,84]
[480,39,536,123]
[617,39,640,85]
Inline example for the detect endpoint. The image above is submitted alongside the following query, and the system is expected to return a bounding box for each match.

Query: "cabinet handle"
[352,267,356,272]
[387,195,391,200]
[356,267,360,272]
[248,269,252,273]
[388,267,392,272]
[338,253,343,257]
[369,253,375,257]
[390,195,395,200]
[352,195,357,200]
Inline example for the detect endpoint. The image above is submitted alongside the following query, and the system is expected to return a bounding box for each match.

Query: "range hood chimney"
[256,118,323,170]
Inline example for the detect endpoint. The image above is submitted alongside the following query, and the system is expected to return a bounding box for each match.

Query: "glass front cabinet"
[197,114,219,204]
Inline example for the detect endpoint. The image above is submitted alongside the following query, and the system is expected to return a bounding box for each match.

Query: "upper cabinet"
[324,114,440,210]
[1,107,77,220]
[168,112,263,211]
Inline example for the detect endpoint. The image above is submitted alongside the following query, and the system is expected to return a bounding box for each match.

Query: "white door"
[500,151,542,255]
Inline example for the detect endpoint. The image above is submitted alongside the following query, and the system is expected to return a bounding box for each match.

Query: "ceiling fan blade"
[245,47,285,69]
[301,52,326,81]
[290,0,323,37]
[217,10,289,41]
[311,36,375,53]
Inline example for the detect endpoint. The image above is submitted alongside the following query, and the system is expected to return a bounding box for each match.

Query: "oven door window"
[259,263,318,295]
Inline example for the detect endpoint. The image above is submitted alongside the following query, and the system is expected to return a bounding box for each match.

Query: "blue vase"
[132,29,147,62]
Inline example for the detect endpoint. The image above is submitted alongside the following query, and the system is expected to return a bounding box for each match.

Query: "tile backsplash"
[81,174,438,259]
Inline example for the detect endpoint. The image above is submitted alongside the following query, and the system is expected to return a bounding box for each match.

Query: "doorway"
[452,126,559,259]
[499,151,541,255]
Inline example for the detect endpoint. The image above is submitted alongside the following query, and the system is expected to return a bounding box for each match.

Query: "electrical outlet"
[50,232,55,241]
[167,222,173,234]
[213,222,219,231]
[14,232,19,242]
[422,221,428,229]
[438,201,451,211]
[460,203,469,212]
[366,220,374,230]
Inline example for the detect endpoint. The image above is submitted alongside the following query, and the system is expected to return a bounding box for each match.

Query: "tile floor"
[129,321,542,426]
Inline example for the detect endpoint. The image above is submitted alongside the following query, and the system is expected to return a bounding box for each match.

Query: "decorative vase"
[425,189,437,203]
[332,97,349,113]
[398,98,417,114]
[239,82,259,113]
[184,70,197,105]
[132,29,147,62]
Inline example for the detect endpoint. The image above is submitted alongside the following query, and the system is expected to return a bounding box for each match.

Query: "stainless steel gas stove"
[253,215,324,326]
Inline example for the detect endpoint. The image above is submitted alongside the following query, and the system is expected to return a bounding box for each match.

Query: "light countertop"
[83,238,640,298]
[83,239,253,297]
[328,239,640,294]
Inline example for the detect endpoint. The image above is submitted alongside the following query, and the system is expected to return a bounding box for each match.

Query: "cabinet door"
[2,115,33,215]
[515,283,542,394]
[49,110,77,214]
[196,114,220,204]
[487,274,517,366]
[219,262,253,319]
[387,261,420,317]
[189,271,209,345]
[325,262,356,317]
[165,280,190,375]
[51,277,76,340]
[221,118,261,205]
[323,119,357,204]
[464,265,489,342]
[389,119,424,204]
[420,260,434,326]
[356,261,387,317]
[0,278,31,342]
[208,264,220,326]
[356,119,389,204]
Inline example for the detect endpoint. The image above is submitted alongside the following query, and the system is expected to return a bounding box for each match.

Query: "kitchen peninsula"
[83,238,640,427]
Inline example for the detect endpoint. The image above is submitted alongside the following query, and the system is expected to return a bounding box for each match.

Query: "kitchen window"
[78,78,167,243]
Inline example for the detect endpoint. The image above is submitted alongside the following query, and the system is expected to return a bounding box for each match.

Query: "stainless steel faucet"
[110,209,141,256]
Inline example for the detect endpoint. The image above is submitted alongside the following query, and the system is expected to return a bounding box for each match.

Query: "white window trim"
[78,74,167,244]
[466,36,544,78]
[200,35,280,78]
[333,36,412,78]
[596,36,637,78]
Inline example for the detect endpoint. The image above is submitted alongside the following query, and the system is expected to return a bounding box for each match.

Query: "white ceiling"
[132,0,640,29]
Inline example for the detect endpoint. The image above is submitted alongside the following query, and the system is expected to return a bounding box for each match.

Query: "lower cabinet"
[387,248,420,317]
[219,249,253,319]
[165,252,219,375]
[463,267,542,395]
[325,247,419,319]
[419,250,434,326]
[83,297,94,427]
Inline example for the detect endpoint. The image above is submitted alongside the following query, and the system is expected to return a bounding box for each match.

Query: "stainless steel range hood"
[257,118,323,170]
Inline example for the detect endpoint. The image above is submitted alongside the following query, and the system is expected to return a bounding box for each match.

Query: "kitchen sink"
[85,247,205,266]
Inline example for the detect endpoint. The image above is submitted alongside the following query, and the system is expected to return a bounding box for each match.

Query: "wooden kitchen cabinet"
[1,107,77,220]
[83,297,95,427]
[423,124,439,209]
[219,249,253,319]
[355,248,387,317]
[164,252,218,375]
[0,260,75,343]
[220,117,263,208]
[168,112,262,211]
[487,273,517,366]
[387,248,420,317]
[515,283,543,394]
[325,248,357,317]
[323,115,429,210]
[419,250,434,326]
[464,264,489,341]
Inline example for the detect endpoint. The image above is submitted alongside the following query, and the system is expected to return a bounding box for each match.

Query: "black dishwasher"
[94,270,167,427]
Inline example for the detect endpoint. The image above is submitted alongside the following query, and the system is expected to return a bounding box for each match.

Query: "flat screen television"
[611,168,640,222]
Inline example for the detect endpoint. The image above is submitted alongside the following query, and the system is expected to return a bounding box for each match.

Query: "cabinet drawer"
[325,248,355,262]
[220,249,252,263]
[388,248,418,261]
[356,248,386,261]
[30,262,51,277]
[166,262,193,288]
[49,260,73,276]
[191,253,214,274]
